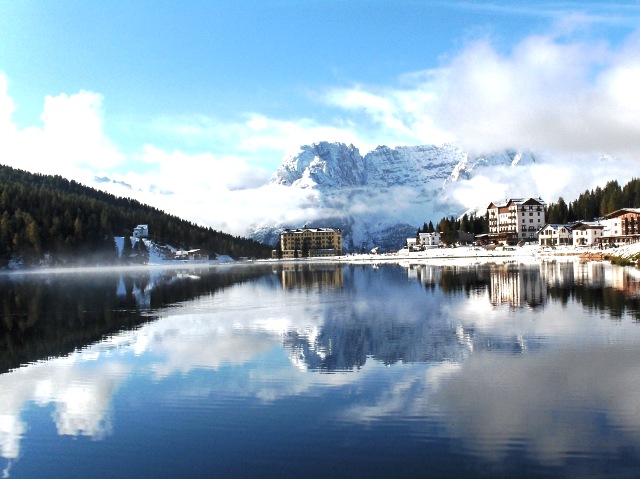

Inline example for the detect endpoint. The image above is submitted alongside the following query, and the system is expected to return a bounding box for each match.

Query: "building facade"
[487,198,546,244]
[418,232,441,247]
[133,224,149,238]
[572,222,605,246]
[274,228,342,258]
[538,224,573,246]
[600,208,640,245]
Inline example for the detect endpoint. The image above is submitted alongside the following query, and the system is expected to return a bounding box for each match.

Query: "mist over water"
[2,260,640,478]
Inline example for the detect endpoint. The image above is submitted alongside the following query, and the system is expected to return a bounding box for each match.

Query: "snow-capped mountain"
[250,142,535,252]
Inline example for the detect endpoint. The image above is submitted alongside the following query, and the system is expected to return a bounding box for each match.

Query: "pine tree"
[122,235,133,262]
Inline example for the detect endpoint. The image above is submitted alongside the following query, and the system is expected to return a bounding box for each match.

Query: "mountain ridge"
[252,141,535,251]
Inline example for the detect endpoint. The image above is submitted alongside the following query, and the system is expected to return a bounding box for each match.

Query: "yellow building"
[273,228,342,258]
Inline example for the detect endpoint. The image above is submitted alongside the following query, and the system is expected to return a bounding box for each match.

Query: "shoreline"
[3,244,639,274]
[262,243,640,266]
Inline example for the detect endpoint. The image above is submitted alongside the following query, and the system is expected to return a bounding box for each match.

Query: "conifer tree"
[122,235,133,262]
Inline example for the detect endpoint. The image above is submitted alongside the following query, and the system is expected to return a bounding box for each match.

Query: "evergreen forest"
[0,164,272,266]
[545,179,640,224]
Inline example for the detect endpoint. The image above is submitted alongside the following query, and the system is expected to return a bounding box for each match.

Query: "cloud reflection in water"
[2,261,640,473]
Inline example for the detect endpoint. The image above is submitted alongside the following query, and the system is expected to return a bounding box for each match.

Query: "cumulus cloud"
[449,154,638,212]
[327,30,640,160]
[325,82,454,147]
[0,75,125,178]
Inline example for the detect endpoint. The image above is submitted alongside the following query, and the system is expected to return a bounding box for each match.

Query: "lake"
[2,259,640,478]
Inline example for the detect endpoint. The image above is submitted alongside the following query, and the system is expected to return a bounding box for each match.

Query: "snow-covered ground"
[262,243,640,266]
[116,237,236,265]
[6,238,640,272]
[604,242,640,259]
[335,243,577,264]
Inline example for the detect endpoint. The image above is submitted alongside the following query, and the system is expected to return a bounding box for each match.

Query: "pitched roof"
[487,197,546,209]
[571,221,605,230]
[603,208,640,219]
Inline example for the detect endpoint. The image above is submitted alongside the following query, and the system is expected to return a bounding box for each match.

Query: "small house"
[418,232,441,247]
[538,224,573,246]
[572,222,605,247]
[133,224,149,239]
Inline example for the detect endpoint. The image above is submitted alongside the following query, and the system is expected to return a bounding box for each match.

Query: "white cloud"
[448,154,638,212]
[325,83,455,147]
[327,29,640,160]
[0,75,125,178]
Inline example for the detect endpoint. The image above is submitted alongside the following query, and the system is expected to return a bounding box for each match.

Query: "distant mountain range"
[249,142,536,252]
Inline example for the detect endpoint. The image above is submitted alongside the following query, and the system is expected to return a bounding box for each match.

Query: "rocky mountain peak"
[255,142,536,252]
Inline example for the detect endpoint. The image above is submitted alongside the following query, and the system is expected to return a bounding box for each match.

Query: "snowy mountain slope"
[251,142,536,252]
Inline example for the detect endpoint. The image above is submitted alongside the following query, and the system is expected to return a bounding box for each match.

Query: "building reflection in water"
[489,264,546,308]
[275,264,344,290]
[407,259,640,312]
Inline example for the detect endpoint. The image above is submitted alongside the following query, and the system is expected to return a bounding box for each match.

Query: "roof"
[538,223,573,233]
[282,228,341,233]
[488,197,546,209]
[571,221,605,230]
[603,208,640,219]
[175,249,201,255]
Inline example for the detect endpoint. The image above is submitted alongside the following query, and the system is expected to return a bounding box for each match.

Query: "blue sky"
[1,1,640,234]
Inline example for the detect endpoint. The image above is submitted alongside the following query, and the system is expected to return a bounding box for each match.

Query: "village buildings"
[533,210,640,248]
[274,204,640,258]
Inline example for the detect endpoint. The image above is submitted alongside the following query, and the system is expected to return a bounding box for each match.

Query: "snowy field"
[270,242,640,266]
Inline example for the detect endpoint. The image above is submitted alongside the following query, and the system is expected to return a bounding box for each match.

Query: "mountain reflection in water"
[2,260,640,478]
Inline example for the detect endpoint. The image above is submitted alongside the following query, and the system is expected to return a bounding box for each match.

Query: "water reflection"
[0,265,274,373]
[410,260,640,318]
[278,263,344,290]
[3,260,640,477]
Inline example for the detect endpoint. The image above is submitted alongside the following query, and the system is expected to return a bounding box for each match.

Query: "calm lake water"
[2,260,640,478]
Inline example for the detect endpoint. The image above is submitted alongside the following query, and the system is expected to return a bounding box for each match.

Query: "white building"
[572,221,605,246]
[600,208,640,245]
[406,237,418,250]
[487,198,546,244]
[133,224,149,238]
[418,232,441,247]
[538,224,573,246]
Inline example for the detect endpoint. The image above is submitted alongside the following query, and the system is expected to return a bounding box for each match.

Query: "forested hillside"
[546,179,640,224]
[0,165,272,266]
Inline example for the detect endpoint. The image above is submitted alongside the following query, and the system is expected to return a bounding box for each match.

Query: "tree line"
[417,214,489,245]
[0,164,272,266]
[546,178,640,224]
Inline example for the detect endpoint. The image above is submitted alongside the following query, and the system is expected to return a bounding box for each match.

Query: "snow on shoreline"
[262,243,640,266]
[5,243,640,274]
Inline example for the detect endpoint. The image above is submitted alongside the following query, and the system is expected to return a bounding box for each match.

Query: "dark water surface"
[2,260,640,478]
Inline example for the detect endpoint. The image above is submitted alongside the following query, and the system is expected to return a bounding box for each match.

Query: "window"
[530,219,534,223]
